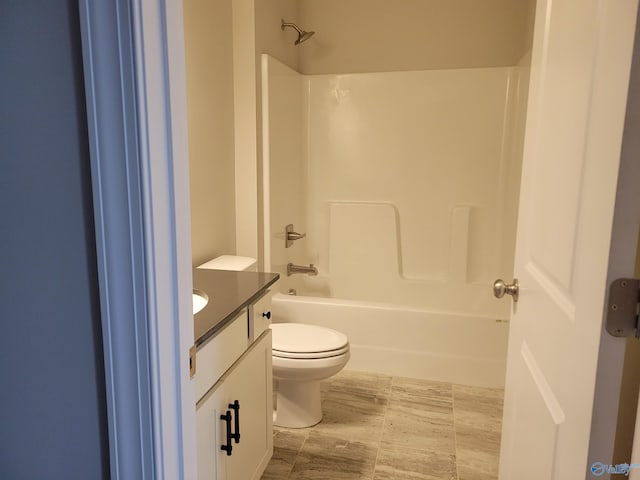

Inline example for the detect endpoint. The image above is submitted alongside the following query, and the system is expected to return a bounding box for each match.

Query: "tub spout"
[287,263,318,276]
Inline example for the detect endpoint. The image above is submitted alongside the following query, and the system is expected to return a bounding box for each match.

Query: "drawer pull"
[229,400,240,444]
[220,411,233,456]
[262,311,271,320]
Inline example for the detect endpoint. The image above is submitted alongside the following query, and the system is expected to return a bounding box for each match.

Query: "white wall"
[263,55,527,317]
[183,0,237,266]
[298,0,536,74]
[184,0,301,267]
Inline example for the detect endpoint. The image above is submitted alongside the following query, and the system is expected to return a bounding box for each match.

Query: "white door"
[498,0,638,478]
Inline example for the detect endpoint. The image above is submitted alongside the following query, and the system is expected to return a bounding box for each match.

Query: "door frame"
[590,2,640,470]
[79,1,195,478]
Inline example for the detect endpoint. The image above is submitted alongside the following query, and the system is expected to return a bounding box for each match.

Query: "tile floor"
[261,370,504,480]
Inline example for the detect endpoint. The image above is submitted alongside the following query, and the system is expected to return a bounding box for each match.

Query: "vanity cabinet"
[196,331,272,480]
[195,288,275,480]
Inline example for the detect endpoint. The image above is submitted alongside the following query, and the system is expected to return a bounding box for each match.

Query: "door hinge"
[189,345,196,378]
[606,278,640,338]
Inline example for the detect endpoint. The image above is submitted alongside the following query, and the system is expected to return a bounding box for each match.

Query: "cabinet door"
[196,381,228,480]
[196,330,273,480]
[225,330,273,480]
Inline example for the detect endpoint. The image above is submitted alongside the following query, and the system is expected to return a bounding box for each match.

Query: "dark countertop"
[193,268,279,347]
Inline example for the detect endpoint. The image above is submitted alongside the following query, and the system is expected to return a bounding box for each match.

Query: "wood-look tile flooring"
[261,370,503,480]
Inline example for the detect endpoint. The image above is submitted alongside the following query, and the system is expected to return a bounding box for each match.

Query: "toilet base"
[274,379,322,428]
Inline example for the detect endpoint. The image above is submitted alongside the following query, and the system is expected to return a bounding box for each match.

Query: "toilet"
[198,255,351,428]
[271,323,350,428]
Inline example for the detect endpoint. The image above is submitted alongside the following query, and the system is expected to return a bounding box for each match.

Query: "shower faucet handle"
[285,224,307,248]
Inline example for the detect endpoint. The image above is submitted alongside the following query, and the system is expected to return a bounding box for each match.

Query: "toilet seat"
[270,323,349,359]
[272,344,350,359]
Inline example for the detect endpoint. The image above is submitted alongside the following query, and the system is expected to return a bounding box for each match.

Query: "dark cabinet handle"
[229,400,240,443]
[262,311,271,320]
[220,411,233,456]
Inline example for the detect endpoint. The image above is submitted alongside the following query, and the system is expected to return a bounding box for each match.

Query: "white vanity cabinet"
[195,291,274,480]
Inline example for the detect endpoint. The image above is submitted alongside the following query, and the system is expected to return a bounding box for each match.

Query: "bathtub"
[271,293,509,388]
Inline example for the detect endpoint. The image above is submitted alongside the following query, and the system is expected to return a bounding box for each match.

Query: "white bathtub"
[271,293,509,388]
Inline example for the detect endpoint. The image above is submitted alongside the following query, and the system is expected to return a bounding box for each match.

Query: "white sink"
[193,289,209,315]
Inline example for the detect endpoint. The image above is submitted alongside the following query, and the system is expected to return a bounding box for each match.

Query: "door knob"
[493,278,519,302]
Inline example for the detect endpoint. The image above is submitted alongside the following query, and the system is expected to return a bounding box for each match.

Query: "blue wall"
[0,1,110,477]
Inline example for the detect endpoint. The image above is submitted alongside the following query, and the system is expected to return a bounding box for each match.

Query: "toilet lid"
[270,323,349,355]
[272,344,350,360]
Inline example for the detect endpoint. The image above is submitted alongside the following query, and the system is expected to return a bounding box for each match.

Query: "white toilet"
[198,255,350,428]
[271,322,350,428]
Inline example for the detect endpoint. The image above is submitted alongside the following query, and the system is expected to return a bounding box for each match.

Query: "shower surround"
[262,55,528,387]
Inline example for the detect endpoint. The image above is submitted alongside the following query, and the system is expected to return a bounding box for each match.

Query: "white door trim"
[589,1,640,470]
[80,0,195,478]
[131,0,196,478]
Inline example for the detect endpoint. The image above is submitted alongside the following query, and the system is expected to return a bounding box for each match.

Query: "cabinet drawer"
[250,290,274,342]
[195,310,248,402]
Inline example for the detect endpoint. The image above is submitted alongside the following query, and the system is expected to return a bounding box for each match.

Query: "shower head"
[281,19,315,45]
[296,30,315,45]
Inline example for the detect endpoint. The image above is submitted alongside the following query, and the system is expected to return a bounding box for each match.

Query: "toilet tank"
[197,255,257,272]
